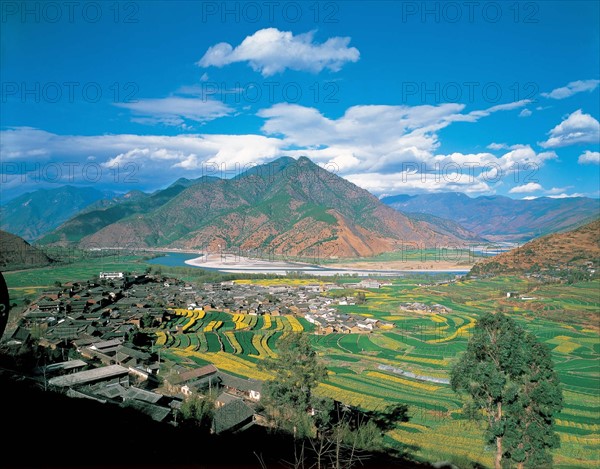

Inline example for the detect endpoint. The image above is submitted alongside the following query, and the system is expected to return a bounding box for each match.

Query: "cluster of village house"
[41,358,262,434]
[5,272,394,433]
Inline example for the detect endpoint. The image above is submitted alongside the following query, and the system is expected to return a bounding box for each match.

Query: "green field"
[323,277,599,468]
[166,276,599,468]
[155,308,310,359]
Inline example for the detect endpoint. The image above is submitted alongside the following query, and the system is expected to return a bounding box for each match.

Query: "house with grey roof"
[212,399,255,434]
[219,372,263,401]
[49,364,129,388]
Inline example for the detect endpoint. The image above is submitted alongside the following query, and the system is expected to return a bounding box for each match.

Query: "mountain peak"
[297,155,314,164]
[42,156,473,256]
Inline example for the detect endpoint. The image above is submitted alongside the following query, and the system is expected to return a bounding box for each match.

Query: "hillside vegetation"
[471,219,600,277]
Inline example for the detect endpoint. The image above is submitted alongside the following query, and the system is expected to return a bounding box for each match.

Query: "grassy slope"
[472,218,600,275]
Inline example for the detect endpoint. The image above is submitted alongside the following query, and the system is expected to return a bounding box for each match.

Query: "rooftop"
[49,365,128,388]
[176,364,218,384]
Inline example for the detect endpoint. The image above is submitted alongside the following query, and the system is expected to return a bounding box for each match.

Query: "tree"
[503,334,563,468]
[140,312,154,328]
[180,393,214,431]
[260,335,405,468]
[306,401,408,469]
[259,332,327,437]
[127,330,152,347]
[450,312,562,469]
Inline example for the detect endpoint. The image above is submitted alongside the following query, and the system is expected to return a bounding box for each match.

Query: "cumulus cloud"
[0,127,285,192]
[258,102,465,150]
[258,102,554,178]
[540,109,600,148]
[344,171,494,196]
[0,98,558,198]
[509,182,543,194]
[0,127,55,159]
[546,186,572,195]
[453,100,531,123]
[197,28,360,76]
[541,79,600,100]
[578,150,600,165]
[519,108,532,117]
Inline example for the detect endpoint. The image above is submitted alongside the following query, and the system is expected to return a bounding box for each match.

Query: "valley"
[2,245,598,468]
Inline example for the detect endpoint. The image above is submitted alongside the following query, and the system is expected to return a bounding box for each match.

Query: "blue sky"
[1,0,599,201]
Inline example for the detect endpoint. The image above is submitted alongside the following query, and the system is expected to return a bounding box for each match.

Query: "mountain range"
[38,157,477,258]
[0,186,115,242]
[382,192,599,242]
[1,157,598,259]
[38,177,217,247]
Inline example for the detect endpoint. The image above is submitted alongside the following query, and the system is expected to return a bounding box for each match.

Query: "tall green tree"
[503,334,563,468]
[450,312,562,469]
[259,332,328,437]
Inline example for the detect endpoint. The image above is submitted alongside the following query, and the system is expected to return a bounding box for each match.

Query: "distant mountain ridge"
[39,176,223,246]
[382,192,600,242]
[470,218,600,276]
[0,186,116,242]
[40,157,479,258]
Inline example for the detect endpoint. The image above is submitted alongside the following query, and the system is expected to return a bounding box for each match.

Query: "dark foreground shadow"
[1,372,432,469]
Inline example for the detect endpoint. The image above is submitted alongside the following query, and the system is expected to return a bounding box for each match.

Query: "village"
[3,271,396,435]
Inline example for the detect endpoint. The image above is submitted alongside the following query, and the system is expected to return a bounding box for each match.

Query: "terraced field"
[155,277,600,468]
[156,308,311,359]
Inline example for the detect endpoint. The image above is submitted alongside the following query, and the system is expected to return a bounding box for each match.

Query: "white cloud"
[486,142,533,152]
[547,193,587,199]
[115,96,233,127]
[487,142,509,150]
[509,182,543,194]
[253,101,555,194]
[519,108,532,117]
[454,100,531,123]
[540,109,600,148]
[197,28,360,76]
[546,186,572,195]
[258,102,465,152]
[578,150,600,165]
[541,79,600,100]
[0,127,285,190]
[0,127,54,159]
[344,171,494,196]
[257,100,528,164]
[0,98,558,198]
